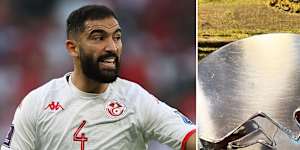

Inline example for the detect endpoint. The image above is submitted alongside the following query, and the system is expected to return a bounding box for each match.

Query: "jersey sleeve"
[135,86,196,150]
[1,91,39,150]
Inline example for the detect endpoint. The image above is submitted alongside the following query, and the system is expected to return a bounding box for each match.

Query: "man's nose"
[104,38,117,52]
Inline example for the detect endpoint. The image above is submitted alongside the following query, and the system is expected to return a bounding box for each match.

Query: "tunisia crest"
[105,100,126,118]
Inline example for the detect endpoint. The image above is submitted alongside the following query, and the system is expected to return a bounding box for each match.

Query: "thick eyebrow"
[89,28,122,36]
[114,28,122,34]
[89,29,106,36]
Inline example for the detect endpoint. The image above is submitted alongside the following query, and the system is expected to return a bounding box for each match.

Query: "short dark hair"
[66,5,117,39]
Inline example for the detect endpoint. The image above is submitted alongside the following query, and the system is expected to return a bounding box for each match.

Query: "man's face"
[77,17,122,83]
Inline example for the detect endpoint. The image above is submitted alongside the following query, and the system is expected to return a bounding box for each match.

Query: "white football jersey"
[1,73,195,150]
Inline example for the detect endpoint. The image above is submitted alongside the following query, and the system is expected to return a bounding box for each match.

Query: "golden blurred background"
[198,0,300,60]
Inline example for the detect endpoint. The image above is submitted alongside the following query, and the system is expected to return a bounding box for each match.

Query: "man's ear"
[65,39,79,57]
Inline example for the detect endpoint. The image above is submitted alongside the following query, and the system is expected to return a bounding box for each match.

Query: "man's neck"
[70,70,109,94]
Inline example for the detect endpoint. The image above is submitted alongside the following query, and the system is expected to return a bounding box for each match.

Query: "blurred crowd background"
[0,0,195,149]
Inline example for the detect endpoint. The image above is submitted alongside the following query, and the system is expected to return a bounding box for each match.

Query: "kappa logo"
[105,100,126,118]
[44,101,64,111]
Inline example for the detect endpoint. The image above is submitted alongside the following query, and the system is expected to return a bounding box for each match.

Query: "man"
[1,5,196,150]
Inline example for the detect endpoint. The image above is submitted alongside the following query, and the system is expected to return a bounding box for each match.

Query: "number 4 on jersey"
[73,120,88,150]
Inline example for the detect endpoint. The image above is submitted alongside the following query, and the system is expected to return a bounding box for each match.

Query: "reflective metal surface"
[198,33,300,149]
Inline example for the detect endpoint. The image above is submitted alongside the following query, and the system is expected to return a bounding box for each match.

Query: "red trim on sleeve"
[181,128,196,150]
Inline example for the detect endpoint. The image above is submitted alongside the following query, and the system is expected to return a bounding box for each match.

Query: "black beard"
[79,48,120,83]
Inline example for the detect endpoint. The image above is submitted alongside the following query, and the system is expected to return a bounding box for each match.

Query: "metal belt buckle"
[198,33,300,149]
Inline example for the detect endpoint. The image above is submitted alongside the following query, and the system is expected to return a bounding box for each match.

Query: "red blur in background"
[0,0,195,149]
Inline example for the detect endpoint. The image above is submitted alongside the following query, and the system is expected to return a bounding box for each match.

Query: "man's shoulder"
[113,77,145,92]
[16,74,68,115]
[113,77,137,87]
[26,74,67,100]
[112,77,155,101]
